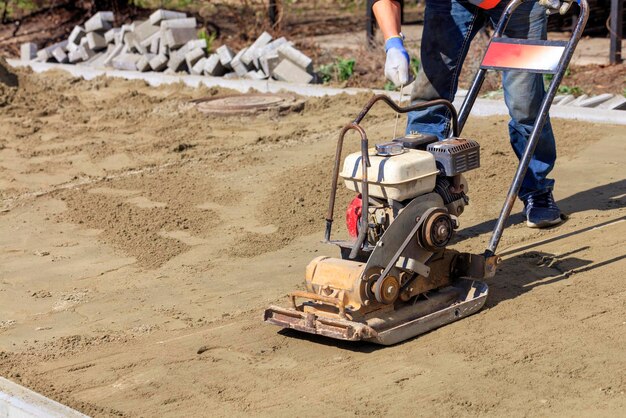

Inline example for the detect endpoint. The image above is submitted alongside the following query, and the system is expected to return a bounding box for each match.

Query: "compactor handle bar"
[456,0,589,257]
[325,95,459,259]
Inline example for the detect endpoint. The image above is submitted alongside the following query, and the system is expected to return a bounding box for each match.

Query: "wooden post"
[609,0,624,64]
[366,0,376,48]
[269,0,278,28]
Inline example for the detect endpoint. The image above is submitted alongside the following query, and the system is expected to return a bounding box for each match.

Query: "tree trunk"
[91,0,130,14]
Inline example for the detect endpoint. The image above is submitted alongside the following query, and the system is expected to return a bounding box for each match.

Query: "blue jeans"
[407,0,556,199]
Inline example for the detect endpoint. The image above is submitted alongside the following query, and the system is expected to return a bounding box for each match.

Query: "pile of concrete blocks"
[20,9,317,84]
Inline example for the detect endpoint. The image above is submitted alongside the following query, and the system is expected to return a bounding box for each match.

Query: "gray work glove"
[384,36,410,86]
[538,0,575,15]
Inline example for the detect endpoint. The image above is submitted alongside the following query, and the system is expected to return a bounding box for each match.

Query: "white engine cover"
[340,148,439,201]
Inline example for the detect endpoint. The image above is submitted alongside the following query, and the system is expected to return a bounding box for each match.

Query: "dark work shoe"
[523,191,562,228]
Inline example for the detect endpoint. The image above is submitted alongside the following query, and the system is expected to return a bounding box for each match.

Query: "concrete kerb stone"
[149,54,169,71]
[164,27,196,49]
[134,20,160,42]
[216,45,235,68]
[597,95,626,110]
[577,93,614,108]
[51,47,69,64]
[150,9,187,25]
[259,52,279,78]
[35,40,68,62]
[112,53,142,71]
[167,49,187,71]
[0,377,88,418]
[123,32,146,55]
[204,54,226,76]
[277,43,313,73]
[569,94,589,106]
[555,94,575,106]
[68,26,86,45]
[149,35,160,54]
[272,58,313,84]
[190,57,207,75]
[85,11,114,33]
[104,28,121,44]
[20,43,37,61]
[231,48,251,76]
[86,32,107,51]
[182,39,207,51]
[83,51,108,67]
[136,54,155,72]
[241,31,272,66]
[103,42,124,67]
[160,18,196,30]
[68,44,97,64]
[8,60,626,126]
[185,48,205,71]
[244,69,267,80]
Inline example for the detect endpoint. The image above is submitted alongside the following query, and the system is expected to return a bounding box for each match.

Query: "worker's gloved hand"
[538,0,575,15]
[384,36,410,87]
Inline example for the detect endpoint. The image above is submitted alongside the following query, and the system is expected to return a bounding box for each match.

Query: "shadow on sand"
[456,179,626,241]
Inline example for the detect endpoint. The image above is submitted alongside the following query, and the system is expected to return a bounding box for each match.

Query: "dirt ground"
[0,65,625,417]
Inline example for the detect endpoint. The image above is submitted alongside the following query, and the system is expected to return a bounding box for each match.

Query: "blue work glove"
[384,36,410,87]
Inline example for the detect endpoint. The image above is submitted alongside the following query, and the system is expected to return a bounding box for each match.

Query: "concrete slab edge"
[8,59,626,126]
[0,377,88,418]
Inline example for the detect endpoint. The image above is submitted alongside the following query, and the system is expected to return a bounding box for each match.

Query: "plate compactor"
[264,0,589,345]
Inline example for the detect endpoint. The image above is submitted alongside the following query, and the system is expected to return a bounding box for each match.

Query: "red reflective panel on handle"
[481,41,565,73]
[477,0,501,9]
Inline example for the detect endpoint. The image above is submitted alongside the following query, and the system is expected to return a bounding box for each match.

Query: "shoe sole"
[526,217,563,229]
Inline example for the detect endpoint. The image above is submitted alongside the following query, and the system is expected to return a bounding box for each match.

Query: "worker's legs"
[406,0,484,138]
[487,1,557,200]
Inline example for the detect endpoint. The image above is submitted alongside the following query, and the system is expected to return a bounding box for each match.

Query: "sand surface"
[0,67,625,417]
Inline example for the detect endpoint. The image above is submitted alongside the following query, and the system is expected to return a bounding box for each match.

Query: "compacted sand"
[0,66,624,417]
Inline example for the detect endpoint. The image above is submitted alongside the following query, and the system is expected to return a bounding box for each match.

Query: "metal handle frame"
[324,94,459,259]
[456,0,589,257]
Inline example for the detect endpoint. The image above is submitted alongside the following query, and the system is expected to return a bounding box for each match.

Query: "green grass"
[197,29,217,53]
[558,85,584,96]
[318,57,356,83]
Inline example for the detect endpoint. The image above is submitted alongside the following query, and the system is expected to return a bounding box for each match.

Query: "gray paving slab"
[577,93,614,108]
[111,53,141,71]
[185,48,205,71]
[68,26,86,45]
[104,28,121,44]
[204,54,227,76]
[51,47,68,63]
[86,32,107,51]
[272,58,313,84]
[216,45,235,68]
[134,20,160,42]
[164,27,196,49]
[241,31,272,66]
[85,11,114,33]
[277,44,313,72]
[150,9,187,25]
[20,43,37,61]
[160,18,196,30]
[149,54,169,71]
[597,95,626,110]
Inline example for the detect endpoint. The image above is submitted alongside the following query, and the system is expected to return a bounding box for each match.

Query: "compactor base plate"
[264,279,488,346]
